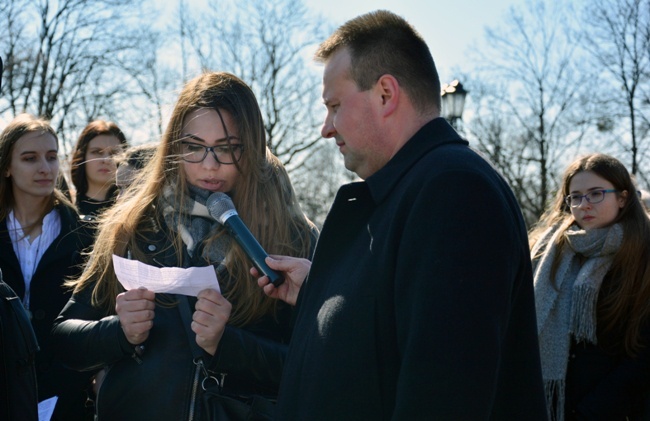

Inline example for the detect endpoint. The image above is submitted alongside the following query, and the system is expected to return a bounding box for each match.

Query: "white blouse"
[8,209,61,308]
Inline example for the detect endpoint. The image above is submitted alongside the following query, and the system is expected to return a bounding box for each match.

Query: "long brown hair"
[70,72,315,326]
[0,114,73,231]
[529,153,650,355]
[70,120,128,198]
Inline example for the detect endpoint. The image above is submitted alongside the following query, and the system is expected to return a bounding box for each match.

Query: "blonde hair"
[71,72,315,326]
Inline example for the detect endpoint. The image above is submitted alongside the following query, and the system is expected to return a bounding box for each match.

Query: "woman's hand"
[116,287,156,345]
[192,288,232,356]
[252,255,311,306]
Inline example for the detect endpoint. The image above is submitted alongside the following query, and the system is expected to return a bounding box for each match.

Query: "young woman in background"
[70,120,127,218]
[0,114,94,420]
[530,153,650,420]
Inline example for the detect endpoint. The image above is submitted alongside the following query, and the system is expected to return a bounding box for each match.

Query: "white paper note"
[112,255,220,296]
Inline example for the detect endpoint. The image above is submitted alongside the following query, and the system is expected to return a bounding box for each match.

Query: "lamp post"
[440,79,468,131]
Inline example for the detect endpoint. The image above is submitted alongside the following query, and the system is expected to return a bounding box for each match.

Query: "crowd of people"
[1,9,650,421]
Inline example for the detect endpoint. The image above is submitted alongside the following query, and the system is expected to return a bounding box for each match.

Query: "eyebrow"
[182,133,239,144]
[569,186,607,194]
[20,149,58,155]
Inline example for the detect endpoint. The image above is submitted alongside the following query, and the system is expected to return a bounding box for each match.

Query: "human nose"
[576,196,592,209]
[321,113,336,139]
[38,157,55,174]
[102,150,115,160]
[202,149,221,168]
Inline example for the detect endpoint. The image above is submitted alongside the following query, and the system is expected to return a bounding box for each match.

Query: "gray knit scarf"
[532,223,623,421]
[159,183,230,266]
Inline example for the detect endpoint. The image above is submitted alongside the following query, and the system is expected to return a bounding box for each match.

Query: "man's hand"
[252,255,311,306]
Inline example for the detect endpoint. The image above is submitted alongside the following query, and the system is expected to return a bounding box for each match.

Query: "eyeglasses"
[565,189,618,208]
[180,141,244,164]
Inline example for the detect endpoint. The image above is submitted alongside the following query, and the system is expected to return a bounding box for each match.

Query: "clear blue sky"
[303,0,525,84]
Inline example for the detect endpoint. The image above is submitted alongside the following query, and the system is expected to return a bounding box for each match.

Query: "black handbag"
[179,296,275,421]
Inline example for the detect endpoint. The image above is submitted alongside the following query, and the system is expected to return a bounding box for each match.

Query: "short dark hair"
[315,10,441,113]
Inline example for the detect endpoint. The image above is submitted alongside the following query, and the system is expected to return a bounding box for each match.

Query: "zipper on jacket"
[188,359,201,421]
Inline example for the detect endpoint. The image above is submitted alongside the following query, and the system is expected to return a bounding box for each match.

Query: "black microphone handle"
[223,215,284,286]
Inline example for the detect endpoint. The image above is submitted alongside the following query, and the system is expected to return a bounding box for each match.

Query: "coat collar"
[364,117,468,205]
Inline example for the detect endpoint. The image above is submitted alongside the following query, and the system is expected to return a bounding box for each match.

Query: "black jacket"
[565,275,650,420]
[75,192,116,220]
[52,212,298,420]
[277,118,547,420]
[0,270,39,421]
[0,202,93,421]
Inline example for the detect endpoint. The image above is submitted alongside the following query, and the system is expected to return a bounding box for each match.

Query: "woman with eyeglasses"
[69,120,128,219]
[0,114,95,420]
[529,153,650,420]
[51,72,318,420]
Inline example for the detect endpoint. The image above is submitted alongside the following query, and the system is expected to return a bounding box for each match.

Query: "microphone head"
[206,192,238,224]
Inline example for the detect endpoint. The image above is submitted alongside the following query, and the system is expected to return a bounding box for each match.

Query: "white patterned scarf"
[532,223,623,421]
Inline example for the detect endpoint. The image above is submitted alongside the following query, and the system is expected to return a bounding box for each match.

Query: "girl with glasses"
[0,114,95,420]
[52,72,317,420]
[529,153,650,420]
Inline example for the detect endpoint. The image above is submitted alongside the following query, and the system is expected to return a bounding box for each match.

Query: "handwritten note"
[112,255,220,296]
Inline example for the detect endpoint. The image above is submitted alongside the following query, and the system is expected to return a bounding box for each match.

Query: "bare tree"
[290,142,357,227]
[181,0,328,169]
[116,28,181,141]
[580,0,650,178]
[175,0,342,222]
[466,0,593,225]
[0,0,152,153]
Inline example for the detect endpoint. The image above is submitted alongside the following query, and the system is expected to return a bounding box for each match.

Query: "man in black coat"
[256,10,548,420]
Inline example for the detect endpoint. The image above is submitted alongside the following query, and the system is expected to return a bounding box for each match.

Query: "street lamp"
[440,79,468,131]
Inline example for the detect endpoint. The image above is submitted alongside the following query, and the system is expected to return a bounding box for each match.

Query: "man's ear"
[375,74,399,117]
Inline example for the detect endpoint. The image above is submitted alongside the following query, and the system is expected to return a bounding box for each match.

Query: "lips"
[199,179,224,191]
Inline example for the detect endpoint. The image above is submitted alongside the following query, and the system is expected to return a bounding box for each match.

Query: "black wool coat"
[277,118,548,420]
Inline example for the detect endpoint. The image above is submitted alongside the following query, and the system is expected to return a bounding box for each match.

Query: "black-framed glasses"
[180,141,244,164]
[565,189,618,208]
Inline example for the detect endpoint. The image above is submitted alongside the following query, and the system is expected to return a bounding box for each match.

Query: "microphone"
[206,192,284,286]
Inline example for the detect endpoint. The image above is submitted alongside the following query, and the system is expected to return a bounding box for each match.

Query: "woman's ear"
[618,190,629,208]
